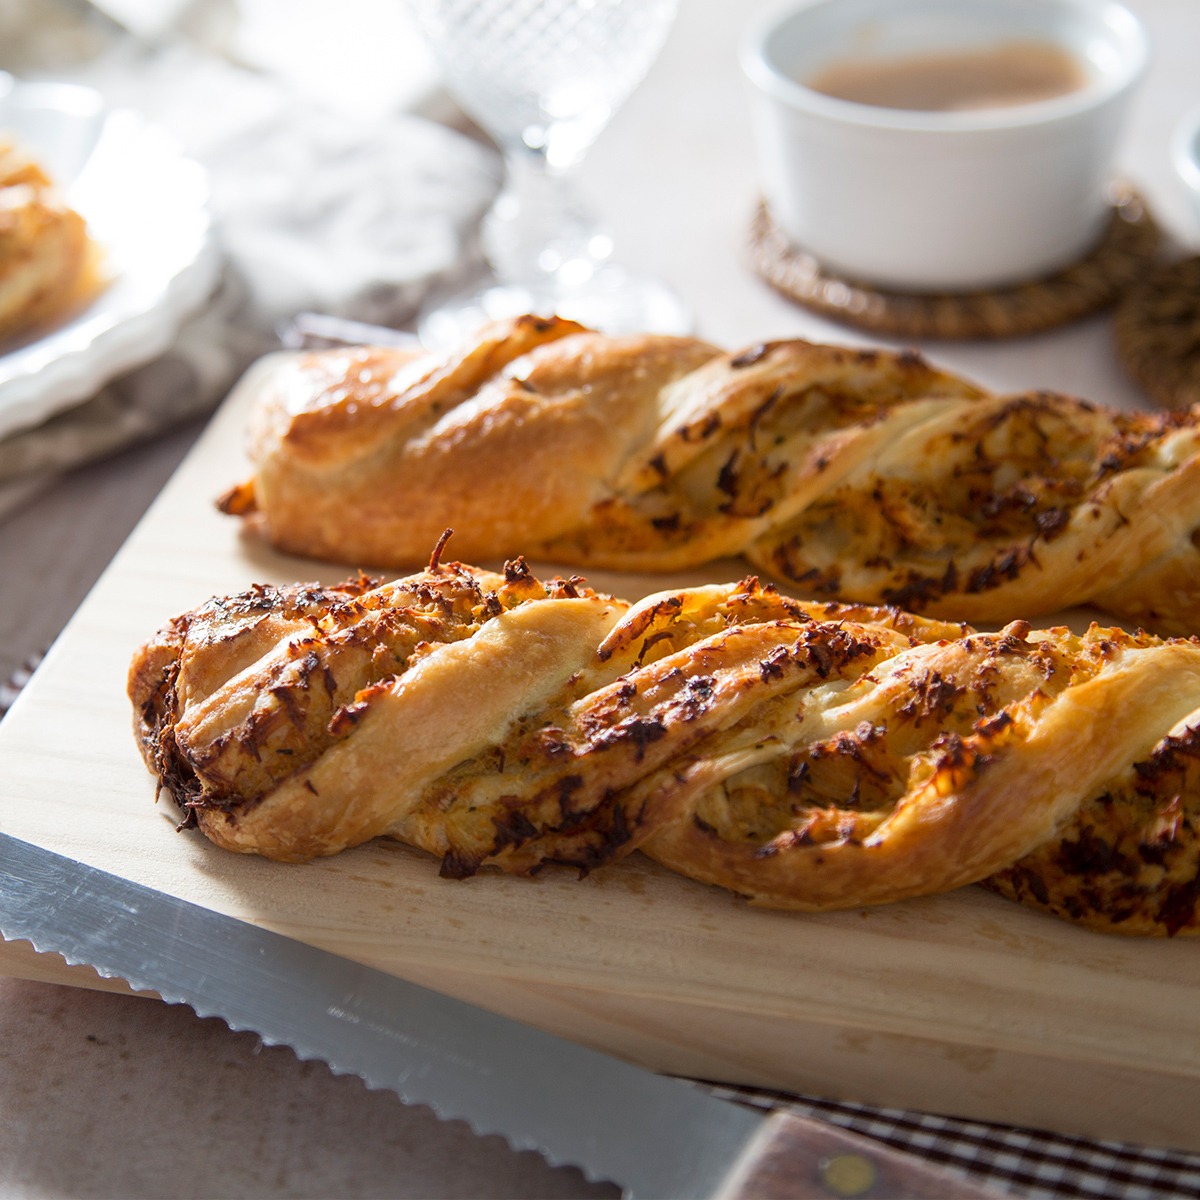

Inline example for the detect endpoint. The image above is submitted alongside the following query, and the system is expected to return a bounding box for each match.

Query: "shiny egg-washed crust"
[130,560,1200,935]
[219,314,1200,635]
[0,138,95,341]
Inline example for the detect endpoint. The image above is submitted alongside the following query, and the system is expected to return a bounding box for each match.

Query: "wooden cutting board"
[1,357,1197,1152]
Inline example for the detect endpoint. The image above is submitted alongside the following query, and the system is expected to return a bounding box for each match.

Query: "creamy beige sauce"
[805,40,1089,112]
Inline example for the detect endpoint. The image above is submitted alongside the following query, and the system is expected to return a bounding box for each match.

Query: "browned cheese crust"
[130,561,1200,935]
[984,726,1200,935]
[0,138,96,342]
[217,314,1200,635]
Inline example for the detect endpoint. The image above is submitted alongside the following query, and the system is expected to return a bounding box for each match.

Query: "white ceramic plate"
[0,73,219,440]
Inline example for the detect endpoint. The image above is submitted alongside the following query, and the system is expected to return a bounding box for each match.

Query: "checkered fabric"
[703,1082,1200,1199]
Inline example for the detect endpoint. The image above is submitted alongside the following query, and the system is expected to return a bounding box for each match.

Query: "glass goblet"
[408,0,689,347]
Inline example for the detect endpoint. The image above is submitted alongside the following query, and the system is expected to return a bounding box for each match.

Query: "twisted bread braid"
[218,315,1200,635]
[130,559,1200,935]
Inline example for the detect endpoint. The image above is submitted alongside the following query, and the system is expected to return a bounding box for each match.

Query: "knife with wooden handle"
[713,1111,995,1198]
[0,832,1002,1198]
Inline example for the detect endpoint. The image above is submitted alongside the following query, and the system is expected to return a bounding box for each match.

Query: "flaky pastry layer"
[130,559,1200,935]
[0,138,98,342]
[218,314,1200,634]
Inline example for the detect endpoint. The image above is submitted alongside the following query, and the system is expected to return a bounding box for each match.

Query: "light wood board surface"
[0,361,1197,1154]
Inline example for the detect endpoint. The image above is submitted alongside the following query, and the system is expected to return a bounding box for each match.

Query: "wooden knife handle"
[712,1110,1004,1199]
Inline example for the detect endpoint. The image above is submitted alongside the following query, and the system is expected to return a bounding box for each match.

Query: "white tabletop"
[1,0,1198,1195]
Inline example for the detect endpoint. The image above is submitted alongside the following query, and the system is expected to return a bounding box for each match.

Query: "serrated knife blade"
[0,832,999,1199]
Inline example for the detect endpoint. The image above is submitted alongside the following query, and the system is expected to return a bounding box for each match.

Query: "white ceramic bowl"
[741,0,1149,293]
[1171,104,1200,240]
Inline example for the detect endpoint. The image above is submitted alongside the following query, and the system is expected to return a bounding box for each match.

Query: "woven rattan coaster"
[1113,254,1200,408]
[748,184,1162,340]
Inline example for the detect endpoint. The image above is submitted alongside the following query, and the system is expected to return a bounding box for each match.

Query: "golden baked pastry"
[984,724,1200,936]
[0,137,96,341]
[130,556,1200,934]
[218,315,1200,635]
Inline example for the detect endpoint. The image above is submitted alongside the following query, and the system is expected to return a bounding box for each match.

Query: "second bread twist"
[218,315,1200,634]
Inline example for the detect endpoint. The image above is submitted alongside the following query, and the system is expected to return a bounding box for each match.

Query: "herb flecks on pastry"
[130,559,1200,936]
[218,314,1200,635]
